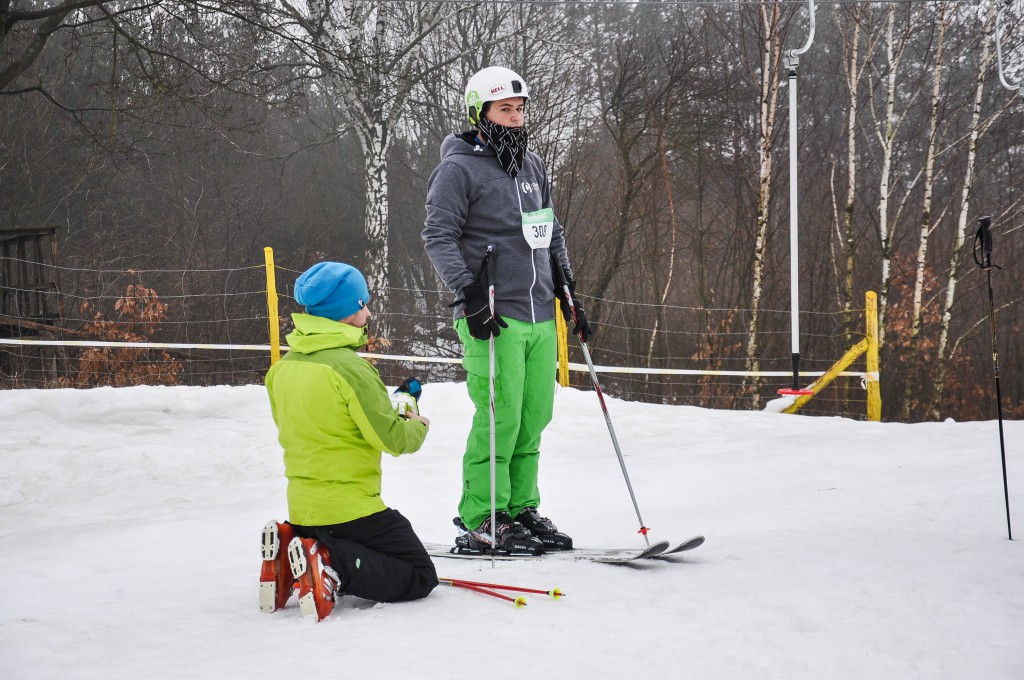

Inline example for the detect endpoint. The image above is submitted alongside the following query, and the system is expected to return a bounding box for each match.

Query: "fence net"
[0,256,871,419]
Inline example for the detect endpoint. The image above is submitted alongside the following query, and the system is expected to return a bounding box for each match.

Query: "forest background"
[2,0,1022,422]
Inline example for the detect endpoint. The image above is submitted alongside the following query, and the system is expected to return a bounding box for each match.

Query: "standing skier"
[260,261,437,621]
[422,66,591,554]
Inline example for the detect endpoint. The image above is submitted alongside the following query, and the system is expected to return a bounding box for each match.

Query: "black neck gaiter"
[477,118,529,178]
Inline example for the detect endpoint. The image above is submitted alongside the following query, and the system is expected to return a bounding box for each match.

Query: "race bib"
[521,208,554,250]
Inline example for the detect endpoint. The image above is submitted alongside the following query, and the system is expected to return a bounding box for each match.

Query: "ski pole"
[486,245,498,567]
[552,256,651,545]
[439,579,527,608]
[440,577,565,599]
[973,216,1012,541]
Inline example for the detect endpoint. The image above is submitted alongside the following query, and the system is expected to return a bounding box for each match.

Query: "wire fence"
[0,255,873,419]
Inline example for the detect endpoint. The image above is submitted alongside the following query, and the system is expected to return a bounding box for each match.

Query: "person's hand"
[555,277,592,342]
[462,283,508,340]
[569,301,592,342]
[406,412,430,428]
[390,392,419,417]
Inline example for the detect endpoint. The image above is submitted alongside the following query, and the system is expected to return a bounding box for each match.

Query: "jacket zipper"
[515,178,538,322]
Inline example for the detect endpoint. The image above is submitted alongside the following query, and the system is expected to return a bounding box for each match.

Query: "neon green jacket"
[265,313,427,525]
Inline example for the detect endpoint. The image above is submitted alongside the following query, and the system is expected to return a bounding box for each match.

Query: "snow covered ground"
[1,382,1022,679]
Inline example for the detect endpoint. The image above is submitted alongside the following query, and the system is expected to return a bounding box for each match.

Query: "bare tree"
[265,0,471,332]
[930,0,1013,418]
[834,1,881,342]
[587,33,664,324]
[1,0,115,91]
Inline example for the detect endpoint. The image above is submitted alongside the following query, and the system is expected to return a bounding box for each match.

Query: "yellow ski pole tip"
[514,597,527,608]
[549,588,565,599]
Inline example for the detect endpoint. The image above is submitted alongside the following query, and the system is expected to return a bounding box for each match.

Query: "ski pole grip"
[550,253,579,329]
[979,216,993,258]
[975,216,994,269]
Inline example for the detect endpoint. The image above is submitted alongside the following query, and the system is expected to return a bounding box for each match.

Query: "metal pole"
[779,0,817,396]
[552,258,650,545]
[787,66,801,391]
[485,245,498,566]
[577,339,651,546]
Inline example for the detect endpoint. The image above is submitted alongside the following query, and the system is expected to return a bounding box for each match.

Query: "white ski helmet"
[464,66,530,125]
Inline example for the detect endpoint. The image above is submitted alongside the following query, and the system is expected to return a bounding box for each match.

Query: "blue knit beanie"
[294,262,370,321]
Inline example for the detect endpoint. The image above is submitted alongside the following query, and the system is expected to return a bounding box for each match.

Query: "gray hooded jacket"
[422,132,573,323]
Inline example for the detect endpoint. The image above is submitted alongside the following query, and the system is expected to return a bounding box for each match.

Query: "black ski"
[655,535,705,557]
[423,540,671,564]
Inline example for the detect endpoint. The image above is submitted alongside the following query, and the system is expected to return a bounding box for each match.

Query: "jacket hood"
[285,313,368,354]
[439,132,496,161]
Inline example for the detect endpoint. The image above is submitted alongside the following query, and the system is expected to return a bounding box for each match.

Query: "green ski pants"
[454,317,556,531]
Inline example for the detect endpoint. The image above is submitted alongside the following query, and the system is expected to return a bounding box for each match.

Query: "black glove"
[462,283,508,340]
[554,277,592,343]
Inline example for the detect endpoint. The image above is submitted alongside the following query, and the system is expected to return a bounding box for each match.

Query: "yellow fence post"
[782,338,868,414]
[555,299,569,387]
[783,289,882,418]
[865,290,881,421]
[264,247,281,366]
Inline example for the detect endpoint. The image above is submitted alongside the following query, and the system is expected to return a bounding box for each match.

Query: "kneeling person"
[259,261,436,621]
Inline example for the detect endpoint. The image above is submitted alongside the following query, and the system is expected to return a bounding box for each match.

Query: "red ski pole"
[439,579,526,608]
[441,577,565,599]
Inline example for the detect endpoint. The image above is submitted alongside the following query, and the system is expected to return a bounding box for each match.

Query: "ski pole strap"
[550,253,569,291]
[485,244,497,316]
[477,246,493,291]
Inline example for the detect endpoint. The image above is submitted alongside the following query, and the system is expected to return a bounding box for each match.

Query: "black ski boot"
[453,514,544,556]
[515,508,573,550]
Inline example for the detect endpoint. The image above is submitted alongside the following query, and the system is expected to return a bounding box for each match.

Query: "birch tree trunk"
[361,132,391,297]
[743,0,783,406]
[900,1,949,421]
[837,1,870,344]
[869,2,914,348]
[279,0,446,335]
[646,129,678,366]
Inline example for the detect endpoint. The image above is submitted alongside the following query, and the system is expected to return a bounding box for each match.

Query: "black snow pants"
[292,508,437,603]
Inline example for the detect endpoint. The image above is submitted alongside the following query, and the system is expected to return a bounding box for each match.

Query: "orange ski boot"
[287,537,342,622]
[259,520,296,613]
